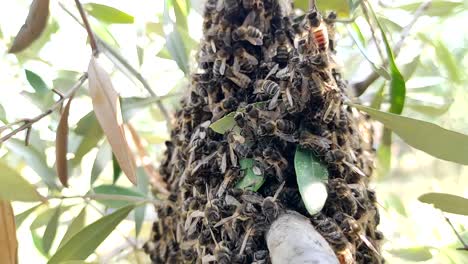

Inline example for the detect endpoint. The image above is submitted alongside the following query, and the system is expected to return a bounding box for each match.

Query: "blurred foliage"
[0,0,467,263]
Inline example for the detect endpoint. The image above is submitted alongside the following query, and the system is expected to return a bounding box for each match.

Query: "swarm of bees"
[144,0,382,263]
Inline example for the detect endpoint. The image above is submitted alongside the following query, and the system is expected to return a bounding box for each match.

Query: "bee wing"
[285,86,294,107]
[248,37,263,46]
[243,10,257,27]
[216,0,224,11]
[245,52,259,65]
[265,63,279,80]
[268,89,281,110]
[233,57,241,73]
[220,152,227,173]
[220,59,227,75]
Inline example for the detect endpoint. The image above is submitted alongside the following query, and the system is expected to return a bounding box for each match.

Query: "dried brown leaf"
[88,57,136,184]
[0,201,18,264]
[55,95,74,187]
[9,0,50,53]
[125,124,169,195]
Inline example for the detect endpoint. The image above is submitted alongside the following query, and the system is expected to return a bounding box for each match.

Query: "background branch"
[0,74,88,144]
[59,2,172,127]
[352,0,432,96]
[74,0,98,55]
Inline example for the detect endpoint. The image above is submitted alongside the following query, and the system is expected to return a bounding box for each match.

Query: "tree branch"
[59,3,172,127]
[0,74,88,144]
[74,0,98,55]
[352,0,432,97]
[445,216,468,250]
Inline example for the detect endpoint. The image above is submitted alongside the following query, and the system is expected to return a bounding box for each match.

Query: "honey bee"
[325,11,337,52]
[254,80,280,100]
[273,30,290,66]
[323,91,342,124]
[312,214,350,251]
[299,131,332,156]
[224,0,240,17]
[276,119,295,134]
[329,178,360,217]
[214,243,232,264]
[213,48,231,77]
[260,147,288,182]
[225,66,252,88]
[232,26,263,45]
[233,45,259,73]
[306,10,329,52]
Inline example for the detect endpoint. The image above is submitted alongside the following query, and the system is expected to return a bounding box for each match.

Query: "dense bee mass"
[144,0,382,263]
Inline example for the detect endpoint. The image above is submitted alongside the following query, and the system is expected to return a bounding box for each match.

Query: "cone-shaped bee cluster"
[144,0,382,263]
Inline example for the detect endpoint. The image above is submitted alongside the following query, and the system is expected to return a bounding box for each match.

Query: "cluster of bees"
[144,0,383,263]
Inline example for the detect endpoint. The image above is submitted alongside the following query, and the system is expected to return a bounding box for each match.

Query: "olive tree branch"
[352,0,432,96]
[59,2,172,126]
[74,0,98,55]
[0,74,88,144]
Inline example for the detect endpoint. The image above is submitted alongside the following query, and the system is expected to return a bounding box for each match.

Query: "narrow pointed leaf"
[31,229,47,257]
[294,148,329,215]
[419,193,468,216]
[83,3,134,24]
[9,0,50,53]
[58,207,87,249]
[87,58,136,184]
[388,247,433,262]
[367,3,406,114]
[73,112,103,166]
[47,205,136,263]
[90,143,111,185]
[353,104,468,165]
[42,205,61,254]
[0,162,45,202]
[0,201,18,264]
[135,169,149,237]
[15,203,42,229]
[112,154,122,184]
[25,69,48,94]
[92,185,145,208]
[236,159,265,191]
[56,96,74,187]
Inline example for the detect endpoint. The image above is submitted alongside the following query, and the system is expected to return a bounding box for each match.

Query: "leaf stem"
[352,0,432,96]
[74,0,98,55]
[0,74,88,144]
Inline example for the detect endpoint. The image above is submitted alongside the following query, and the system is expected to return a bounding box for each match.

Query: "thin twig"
[59,2,172,127]
[48,193,162,206]
[0,74,88,144]
[360,1,385,63]
[74,0,98,55]
[352,0,432,96]
[445,216,468,250]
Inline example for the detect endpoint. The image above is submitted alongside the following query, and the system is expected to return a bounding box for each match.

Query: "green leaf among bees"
[236,159,265,192]
[210,112,236,134]
[84,3,134,24]
[353,104,468,165]
[294,147,329,215]
[418,192,468,216]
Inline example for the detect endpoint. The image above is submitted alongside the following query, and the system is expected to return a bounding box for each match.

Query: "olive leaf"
[294,147,329,215]
[9,0,50,53]
[236,159,265,191]
[88,57,136,184]
[0,201,18,264]
[0,162,45,202]
[419,193,468,216]
[56,95,74,187]
[83,3,134,24]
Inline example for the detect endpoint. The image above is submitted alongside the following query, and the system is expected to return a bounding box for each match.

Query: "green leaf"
[48,205,136,264]
[236,159,265,192]
[434,41,462,83]
[156,47,172,59]
[210,112,236,134]
[388,247,433,262]
[173,0,189,32]
[135,168,149,237]
[0,161,44,202]
[91,143,111,185]
[4,139,57,189]
[351,22,366,47]
[112,154,122,184]
[419,193,468,215]
[402,56,420,81]
[0,103,6,122]
[25,69,48,94]
[15,203,42,229]
[72,112,103,166]
[367,3,406,114]
[386,193,407,216]
[121,97,161,121]
[406,98,452,117]
[166,29,189,75]
[32,229,48,257]
[84,3,134,24]
[43,205,61,254]
[370,82,386,110]
[317,0,351,17]
[353,104,468,165]
[59,207,87,249]
[396,1,463,17]
[294,147,329,215]
[146,22,164,36]
[92,185,145,208]
[376,129,391,177]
